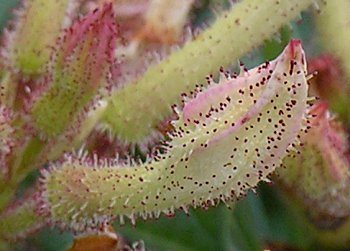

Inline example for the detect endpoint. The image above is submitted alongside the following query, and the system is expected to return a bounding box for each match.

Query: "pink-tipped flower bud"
[30,3,117,137]
[280,102,350,221]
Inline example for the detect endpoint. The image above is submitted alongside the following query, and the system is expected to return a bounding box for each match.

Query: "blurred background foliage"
[0,0,342,250]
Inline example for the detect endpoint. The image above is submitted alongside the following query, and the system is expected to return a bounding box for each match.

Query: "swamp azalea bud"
[136,0,194,44]
[30,4,117,137]
[280,103,350,219]
[9,0,72,75]
[40,40,310,231]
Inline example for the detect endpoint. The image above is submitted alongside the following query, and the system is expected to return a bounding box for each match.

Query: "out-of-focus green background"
[0,1,331,250]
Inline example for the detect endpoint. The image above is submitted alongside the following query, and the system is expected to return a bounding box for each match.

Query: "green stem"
[0,103,106,212]
[0,137,44,211]
[0,193,46,241]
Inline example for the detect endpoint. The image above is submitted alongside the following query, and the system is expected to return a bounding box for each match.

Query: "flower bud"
[30,4,117,137]
[9,0,72,75]
[280,102,350,220]
[40,40,310,231]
